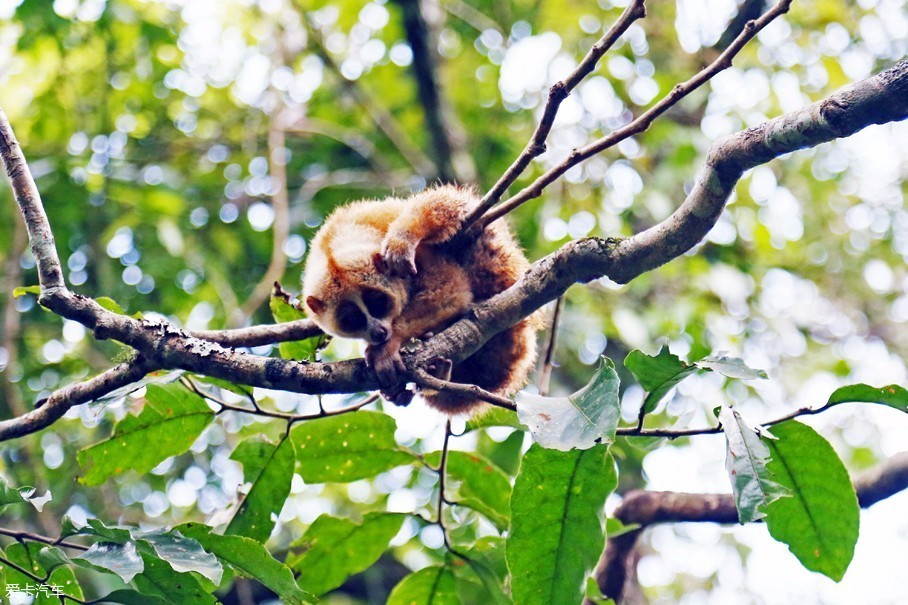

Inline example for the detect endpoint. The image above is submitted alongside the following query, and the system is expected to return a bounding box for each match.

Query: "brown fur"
[302,185,542,415]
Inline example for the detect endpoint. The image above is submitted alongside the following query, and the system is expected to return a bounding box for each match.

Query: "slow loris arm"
[380,187,476,276]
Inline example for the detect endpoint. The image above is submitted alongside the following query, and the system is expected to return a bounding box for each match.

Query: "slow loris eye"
[337,300,366,333]
[362,288,393,318]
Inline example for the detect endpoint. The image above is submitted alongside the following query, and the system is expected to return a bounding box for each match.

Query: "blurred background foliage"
[0,0,905,602]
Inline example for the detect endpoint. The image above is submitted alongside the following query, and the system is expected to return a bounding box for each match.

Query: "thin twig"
[473,0,793,229]
[536,297,564,396]
[412,369,517,411]
[189,319,322,348]
[461,0,647,229]
[0,527,88,551]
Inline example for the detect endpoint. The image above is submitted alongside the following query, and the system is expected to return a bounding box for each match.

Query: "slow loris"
[302,185,540,415]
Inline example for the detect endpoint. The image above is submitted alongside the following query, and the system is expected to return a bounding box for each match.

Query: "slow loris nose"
[368,323,390,344]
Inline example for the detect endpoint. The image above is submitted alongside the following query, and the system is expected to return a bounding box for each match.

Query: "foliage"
[0,0,905,603]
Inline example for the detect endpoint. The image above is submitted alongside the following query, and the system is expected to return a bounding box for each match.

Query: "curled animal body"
[302,185,541,415]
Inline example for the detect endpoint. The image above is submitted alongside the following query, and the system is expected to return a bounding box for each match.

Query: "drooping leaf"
[827,383,908,413]
[139,529,223,584]
[77,383,214,485]
[719,406,789,523]
[387,565,459,605]
[131,554,216,605]
[12,285,40,297]
[287,512,406,595]
[270,286,327,361]
[516,357,620,451]
[624,346,698,415]
[763,421,860,581]
[226,434,296,543]
[75,541,144,583]
[507,444,617,605]
[0,479,51,512]
[424,451,511,531]
[178,523,317,605]
[291,411,415,483]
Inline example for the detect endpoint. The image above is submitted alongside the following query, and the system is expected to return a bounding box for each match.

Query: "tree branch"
[462,0,647,229]
[472,0,794,230]
[393,0,477,183]
[591,451,908,603]
[1,59,905,442]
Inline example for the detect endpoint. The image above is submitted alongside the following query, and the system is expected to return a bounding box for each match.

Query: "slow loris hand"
[365,340,407,388]
[380,235,417,277]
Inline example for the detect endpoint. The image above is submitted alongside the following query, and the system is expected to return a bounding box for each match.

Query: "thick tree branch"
[592,451,908,603]
[1,60,905,442]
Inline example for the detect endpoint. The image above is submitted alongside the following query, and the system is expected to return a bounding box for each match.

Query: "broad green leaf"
[507,444,617,605]
[698,354,767,380]
[226,435,296,543]
[292,411,415,483]
[69,517,132,543]
[465,407,523,432]
[36,545,69,572]
[516,357,620,451]
[424,451,511,531]
[827,383,908,412]
[0,479,51,512]
[763,421,860,581]
[75,542,144,582]
[139,530,222,584]
[625,346,697,415]
[78,383,214,485]
[287,512,406,595]
[132,554,216,605]
[5,542,84,603]
[388,565,459,605]
[720,406,789,523]
[178,522,317,605]
[270,287,326,361]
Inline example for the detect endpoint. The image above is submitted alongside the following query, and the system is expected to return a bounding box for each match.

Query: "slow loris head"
[302,219,407,345]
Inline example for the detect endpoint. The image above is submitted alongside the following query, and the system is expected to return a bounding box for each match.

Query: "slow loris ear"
[306,296,326,315]
[372,252,387,274]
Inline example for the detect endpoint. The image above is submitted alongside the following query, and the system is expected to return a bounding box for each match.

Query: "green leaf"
[624,346,698,415]
[464,407,523,432]
[719,406,789,523]
[4,542,84,603]
[77,383,214,485]
[177,523,317,604]
[291,411,415,483]
[516,357,620,451]
[827,383,908,412]
[507,444,618,605]
[424,451,511,531]
[388,565,460,605]
[75,541,144,582]
[96,296,129,316]
[139,530,223,584]
[0,478,51,512]
[226,434,296,543]
[12,285,40,297]
[287,512,405,595]
[270,287,326,361]
[763,421,860,581]
[131,554,216,605]
[698,354,767,380]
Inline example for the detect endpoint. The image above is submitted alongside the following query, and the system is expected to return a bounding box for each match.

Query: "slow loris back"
[302,184,541,415]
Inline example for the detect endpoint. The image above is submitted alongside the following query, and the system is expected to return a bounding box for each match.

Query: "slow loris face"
[315,286,399,344]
